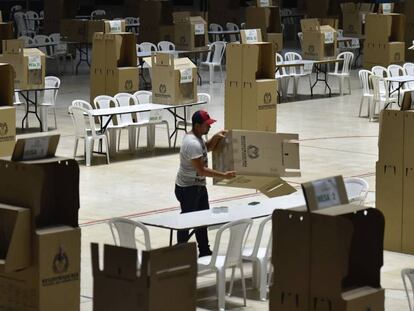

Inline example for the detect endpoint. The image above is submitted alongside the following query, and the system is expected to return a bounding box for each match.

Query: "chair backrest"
[108,217,151,250]
[209,23,223,32]
[91,9,106,20]
[205,41,226,64]
[183,92,211,122]
[34,35,52,55]
[114,92,138,124]
[226,22,240,42]
[25,11,39,31]
[69,105,98,138]
[14,12,28,36]
[358,70,372,96]
[275,52,286,77]
[94,95,120,126]
[402,268,414,311]
[49,33,61,43]
[370,74,390,101]
[247,216,272,259]
[157,41,175,51]
[344,177,369,205]
[133,90,154,122]
[138,42,158,53]
[334,51,354,74]
[72,99,93,110]
[125,17,137,25]
[18,35,34,47]
[11,5,22,14]
[404,63,414,88]
[337,29,344,38]
[372,66,388,78]
[388,64,406,90]
[284,51,303,75]
[43,76,60,105]
[39,10,44,19]
[210,219,252,268]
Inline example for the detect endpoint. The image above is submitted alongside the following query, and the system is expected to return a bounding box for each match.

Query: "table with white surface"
[141,188,360,246]
[386,75,414,104]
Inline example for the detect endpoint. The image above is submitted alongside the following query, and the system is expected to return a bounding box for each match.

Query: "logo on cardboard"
[159,84,167,94]
[247,145,259,159]
[53,246,69,274]
[263,92,272,104]
[395,53,401,61]
[0,123,8,136]
[308,45,315,53]
[125,80,133,90]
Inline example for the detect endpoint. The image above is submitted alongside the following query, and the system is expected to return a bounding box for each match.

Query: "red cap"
[192,110,216,125]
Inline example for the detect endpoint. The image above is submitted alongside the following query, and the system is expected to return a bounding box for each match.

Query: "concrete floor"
[15,63,414,310]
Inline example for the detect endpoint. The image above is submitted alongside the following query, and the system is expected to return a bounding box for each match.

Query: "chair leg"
[209,65,214,85]
[339,77,343,96]
[164,121,171,148]
[219,65,224,83]
[53,106,57,129]
[73,138,79,158]
[358,97,364,117]
[228,267,236,297]
[117,129,122,151]
[348,77,352,94]
[103,136,110,164]
[240,264,247,307]
[109,129,117,156]
[85,138,92,167]
[216,269,226,311]
[259,259,268,301]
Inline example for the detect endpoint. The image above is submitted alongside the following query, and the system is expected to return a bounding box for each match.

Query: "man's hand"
[223,171,236,179]
[213,130,228,140]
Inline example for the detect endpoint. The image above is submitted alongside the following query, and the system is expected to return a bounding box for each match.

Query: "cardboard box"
[61,19,105,43]
[267,33,283,52]
[140,1,173,27]
[103,20,126,33]
[246,7,282,37]
[0,40,45,90]
[0,23,14,53]
[160,25,175,42]
[378,110,404,164]
[225,81,242,130]
[0,107,16,157]
[92,242,197,311]
[0,63,14,106]
[104,32,137,69]
[365,13,406,44]
[271,177,385,311]
[212,130,300,197]
[341,3,375,36]
[301,19,338,60]
[174,16,208,50]
[363,41,405,67]
[318,18,339,30]
[151,53,197,105]
[105,67,139,96]
[0,226,81,311]
[240,29,263,44]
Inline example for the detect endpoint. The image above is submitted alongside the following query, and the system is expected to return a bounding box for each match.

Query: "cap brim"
[205,118,216,125]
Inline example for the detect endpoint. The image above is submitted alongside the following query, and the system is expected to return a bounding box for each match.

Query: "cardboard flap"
[11,135,60,162]
[258,177,297,197]
[281,133,300,170]
[0,204,31,273]
[153,52,174,67]
[242,43,275,81]
[301,19,320,32]
[0,63,14,106]
[2,39,24,55]
[104,244,138,279]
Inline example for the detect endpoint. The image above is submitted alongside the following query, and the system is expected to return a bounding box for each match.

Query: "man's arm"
[206,130,227,152]
[191,157,236,179]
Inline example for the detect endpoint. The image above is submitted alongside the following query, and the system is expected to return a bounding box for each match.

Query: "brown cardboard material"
[160,25,175,42]
[0,63,14,107]
[151,53,197,105]
[61,19,105,43]
[266,33,283,52]
[174,16,208,51]
[0,40,45,90]
[10,135,60,163]
[224,81,242,130]
[301,19,338,60]
[0,23,14,53]
[0,226,81,311]
[212,130,300,197]
[105,67,139,96]
[378,110,404,164]
[365,13,406,44]
[0,204,31,273]
[341,3,375,36]
[246,7,282,37]
[92,242,197,311]
[140,1,173,27]
[240,29,263,44]
[104,32,137,69]
[0,107,16,157]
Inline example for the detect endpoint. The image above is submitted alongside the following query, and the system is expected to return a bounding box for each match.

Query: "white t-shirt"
[176,133,208,187]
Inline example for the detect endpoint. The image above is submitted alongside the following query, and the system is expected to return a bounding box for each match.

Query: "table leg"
[34,91,44,132]
[21,92,30,130]
[169,229,173,246]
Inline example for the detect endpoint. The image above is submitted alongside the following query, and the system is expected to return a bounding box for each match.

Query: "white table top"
[89,103,172,117]
[276,60,315,67]
[386,75,414,83]
[208,30,240,35]
[141,188,360,231]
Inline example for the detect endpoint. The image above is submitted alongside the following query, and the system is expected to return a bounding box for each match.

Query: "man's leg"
[195,186,211,256]
[175,185,198,243]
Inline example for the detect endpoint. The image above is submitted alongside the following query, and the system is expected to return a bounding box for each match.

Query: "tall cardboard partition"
[271,206,385,311]
[245,6,282,41]
[92,242,197,311]
[174,15,208,50]
[151,53,197,105]
[340,3,374,36]
[0,63,16,157]
[212,130,300,197]
[300,19,337,60]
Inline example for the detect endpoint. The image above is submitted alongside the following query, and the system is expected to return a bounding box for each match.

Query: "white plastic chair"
[369,75,397,121]
[297,32,303,48]
[72,99,93,110]
[137,42,157,75]
[94,95,130,155]
[125,17,139,34]
[358,70,373,118]
[240,216,272,301]
[200,41,226,85]
[69,105,110,166]
[33,34,52,55]
[25,11,39,33]
[226,22,240,42]
[275,53,290,98]
[39,76,60,131]
[14,12,35,37]
[284,52,312,96]
[388,64,409,103]
[18,35,34,47]
[327,51,354,96]
[108,217,151,268]
[372,66,389,96]
[402,268,414,311]
[344,177,369,205]
[133,90,171,148]
[157,41,175,51]
[49,33,75,74]
[174,93,211,147]
[91,9,106,20]
[209,23,224,42]
[404,63,414,89]
[198,219,252,311]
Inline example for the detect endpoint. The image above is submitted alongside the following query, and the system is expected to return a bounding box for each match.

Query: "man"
[175,110,236,257]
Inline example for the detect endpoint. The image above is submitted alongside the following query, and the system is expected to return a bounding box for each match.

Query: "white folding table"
[386,75,414,104]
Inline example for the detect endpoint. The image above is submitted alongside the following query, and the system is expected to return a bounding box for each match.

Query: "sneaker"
[199,249,213,258]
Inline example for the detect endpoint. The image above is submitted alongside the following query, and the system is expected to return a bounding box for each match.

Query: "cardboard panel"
[365,13,406,44]
[105,33,137,70]
[105,67,139,96]
[0,106,16,157]
[266,33,283,52]
[226,44,243,82]
[224,80,242,130]
[90,67,106,104]
[242,43,275,81]
[378,110,404,164]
